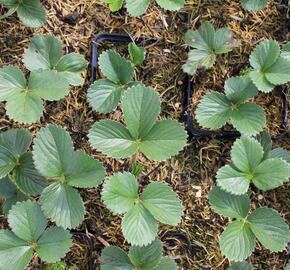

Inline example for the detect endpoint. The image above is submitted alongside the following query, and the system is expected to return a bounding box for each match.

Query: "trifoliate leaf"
[220,220,255,262]
[252,158,290,190]
[35,227,72,263]
[156,0,184,11]
[33,125,74,178]
[228,261,253,270]
[40,182,85,229]
[23,34,63,71]
[8,200,47,242]
[0,128,31,156]
[208,186,250,219]
[264,57,290,85]
[196,92,231,128]
[139,119,188,161]
[140,182,183,226]
[101,0,124,12]
[248,208,289,252]
[152,257,177,270]
[102,172,138,214]
[240,0,268,11]
[249,70,275,93]
[0,230,33,270]
[122,203,158,246]
[16,0,46,28]
[12,152,48,196]
[281,43,290,61]
[128,239,162,269]
[269,148,290,163]
[128,43,146,65]
[216,165,250,195]
[88,79,122,113]
[224,76,258,104]
[88,120,137,158]
[125,0,150,17]
[100,246,134,270]
[231,136,264,173]
[98,50,133,84]
[122,84,160,138]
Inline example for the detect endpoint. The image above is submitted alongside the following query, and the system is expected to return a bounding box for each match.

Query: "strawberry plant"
[209,186,289,262]
[228,261,253,270]
[89,84,187,161]
[183,21,239,75]
[100,239,177,270]
[196,76,265,136]
[0,129,48,197]
[248,40,290,92]
[101,0,184,17]
[0,0,46,28]
[102,172,183,246]
[23,34,88,86]
[0,200,72,270]
[240,0,268,11]
[216,134,290,195]
[32,125,106,229]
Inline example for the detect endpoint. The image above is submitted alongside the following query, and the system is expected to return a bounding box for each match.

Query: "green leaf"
[249,70,275,93]
[228,261,253,270]
[35,227,72,263]
[224,76,258,103]
[156,0,184,11]
[122,85,160,138]
[102,172,138,214]
[248,208,289,252]
[65,150,105,188]
[88,120,137,159]
[285,261,290,270]
[88,79,122,113]
[0,230,33,270]
[220,221,256,262]
[122,203,158,246]
[33,125,74,178]
[252,158,290,191]
[208,186,250,219]
[257,131,272,160]
[140,182,183,226]
[152,257,177,270]
[264,57,290,85]
[216,165,250,195]
[102,0,124,12]
[128,43,146,65]
[195,92,231,128]
[0,145,16,178]
[28,70,70,101]
[100,246,134,270]
[23,34,63,71]
[139,119,187,161]
[0,66,26,101]
[240,0,268,11]
[8,200,47,242]
[250,40,280,71]
[17,0,46,28]
[128,239,162,269]
[269,148,290,163]
[0,176,17,198]
[40,182,85,229]
[0,128,32,156]
[125,0,150,16]
[281,43,290,61]
[98,50,133,84]
[231,136,264,173]
[230,103,265,136]
[12,152,48,196]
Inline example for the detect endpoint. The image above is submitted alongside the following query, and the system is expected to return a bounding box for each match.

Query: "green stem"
[0,6,18,19]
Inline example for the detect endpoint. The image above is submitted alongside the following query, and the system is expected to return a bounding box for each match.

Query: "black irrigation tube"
[70,231,94,270]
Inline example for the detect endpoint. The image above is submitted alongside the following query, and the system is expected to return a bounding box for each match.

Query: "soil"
[0,0,289,270]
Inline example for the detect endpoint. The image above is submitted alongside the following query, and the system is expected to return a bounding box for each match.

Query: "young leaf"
[183,22,238,75]
[89,85,187,161]
[128,239,162,269]
[220,220,256,262]
[240,0,268,11]
[208,186,250,219]
[101,0,124,12]
[247,208,290,252]
[228,261,253,270]
[128,42,146,65]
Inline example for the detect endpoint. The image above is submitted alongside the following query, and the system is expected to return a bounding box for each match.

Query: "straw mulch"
[0,0,289,269]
